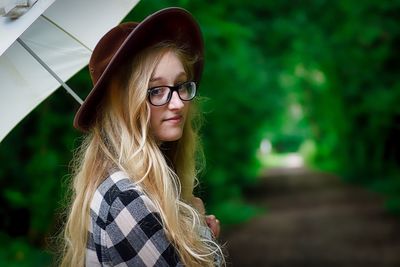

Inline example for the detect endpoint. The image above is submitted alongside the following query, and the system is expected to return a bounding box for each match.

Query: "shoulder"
[97,170,142,199]
[88,171,182,266]
[90,170,157,223]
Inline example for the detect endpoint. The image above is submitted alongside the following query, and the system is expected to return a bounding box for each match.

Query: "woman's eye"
[150,87,165,96]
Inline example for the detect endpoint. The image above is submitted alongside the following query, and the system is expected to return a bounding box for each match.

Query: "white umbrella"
[0,0,140,141]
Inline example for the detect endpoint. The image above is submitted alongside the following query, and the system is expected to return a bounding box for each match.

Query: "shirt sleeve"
[104,188,182,267]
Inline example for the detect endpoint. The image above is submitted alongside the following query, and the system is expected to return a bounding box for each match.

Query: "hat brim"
[73,7,204,132]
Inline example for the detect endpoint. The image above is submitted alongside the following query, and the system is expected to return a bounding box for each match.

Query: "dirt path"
[220,168,400,267]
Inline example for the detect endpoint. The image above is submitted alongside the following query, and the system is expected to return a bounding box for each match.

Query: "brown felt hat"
[73,7,204,132]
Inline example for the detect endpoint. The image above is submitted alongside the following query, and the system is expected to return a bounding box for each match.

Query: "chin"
[157,132,183,142]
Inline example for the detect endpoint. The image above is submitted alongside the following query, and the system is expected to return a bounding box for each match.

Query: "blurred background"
[1,0,400,266]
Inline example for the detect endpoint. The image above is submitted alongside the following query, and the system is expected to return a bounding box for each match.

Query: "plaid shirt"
[86,170,219,266]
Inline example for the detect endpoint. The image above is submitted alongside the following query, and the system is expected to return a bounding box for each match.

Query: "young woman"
[60,7,224,267]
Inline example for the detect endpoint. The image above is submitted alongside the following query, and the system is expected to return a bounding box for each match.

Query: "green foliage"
[199,8,278,203]
[0,233,52,267]
[262,1,400,214]
[210,200,264,226]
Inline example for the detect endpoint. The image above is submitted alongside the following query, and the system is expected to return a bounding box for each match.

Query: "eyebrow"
[150,71,187,83]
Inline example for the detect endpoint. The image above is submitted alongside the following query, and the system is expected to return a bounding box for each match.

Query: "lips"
[164,115,183,123]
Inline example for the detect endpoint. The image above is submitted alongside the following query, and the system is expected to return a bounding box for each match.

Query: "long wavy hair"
[60,42,223,266]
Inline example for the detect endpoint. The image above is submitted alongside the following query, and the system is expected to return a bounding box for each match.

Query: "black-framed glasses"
[147,81,197,106]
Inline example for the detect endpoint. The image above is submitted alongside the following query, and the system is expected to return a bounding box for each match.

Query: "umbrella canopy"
[0,0,140,141]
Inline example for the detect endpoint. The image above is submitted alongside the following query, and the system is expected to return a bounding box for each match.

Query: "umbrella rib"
[40,14,93,53]
[17,38,84,105]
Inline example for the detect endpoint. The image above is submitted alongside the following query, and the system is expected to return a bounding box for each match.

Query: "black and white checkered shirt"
[86,170,183,266]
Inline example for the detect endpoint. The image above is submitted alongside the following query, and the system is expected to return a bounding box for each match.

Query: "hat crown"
[89,22,138,85]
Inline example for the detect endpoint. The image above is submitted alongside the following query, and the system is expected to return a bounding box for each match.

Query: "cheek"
[149,108,162,128]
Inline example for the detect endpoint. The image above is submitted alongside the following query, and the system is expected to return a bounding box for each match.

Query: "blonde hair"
[61,43,224,266]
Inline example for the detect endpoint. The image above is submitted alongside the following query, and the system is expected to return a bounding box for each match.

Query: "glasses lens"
[178,82,196,101]
[149,87,170,106]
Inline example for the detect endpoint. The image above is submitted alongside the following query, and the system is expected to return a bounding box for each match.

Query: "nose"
[168,91,184,110]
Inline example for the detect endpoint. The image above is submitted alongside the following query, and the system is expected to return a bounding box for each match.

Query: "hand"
[206,214,220,238]
[190,196,221,238]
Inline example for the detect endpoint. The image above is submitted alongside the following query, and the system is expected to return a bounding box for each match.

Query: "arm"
[105,189,182,267]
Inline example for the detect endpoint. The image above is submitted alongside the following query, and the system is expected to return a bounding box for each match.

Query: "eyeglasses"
[147,81,197,106]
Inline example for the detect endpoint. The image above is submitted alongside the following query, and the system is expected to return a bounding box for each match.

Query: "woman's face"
[148,51,190,142]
